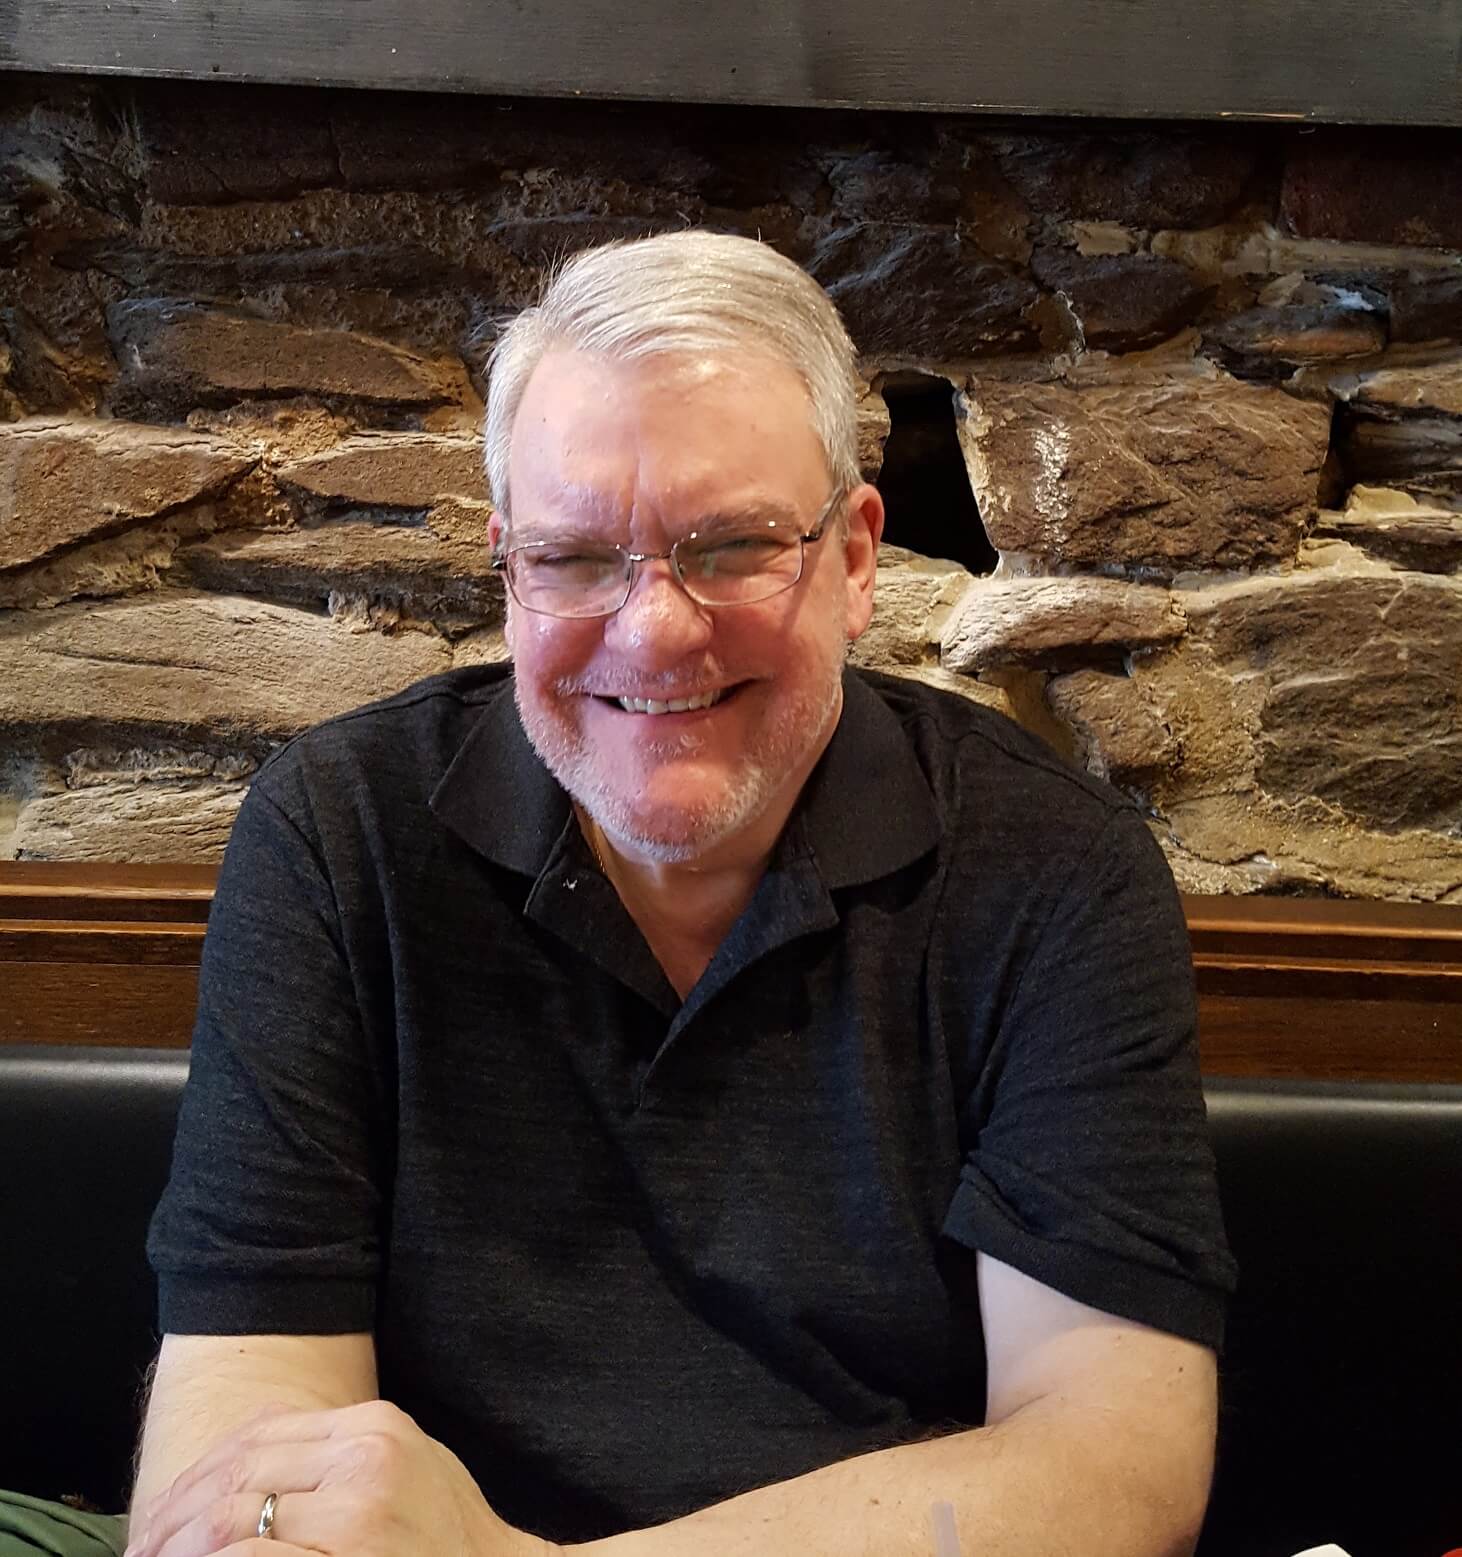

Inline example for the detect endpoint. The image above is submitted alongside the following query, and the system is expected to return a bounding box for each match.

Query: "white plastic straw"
[930,1500,963,1557]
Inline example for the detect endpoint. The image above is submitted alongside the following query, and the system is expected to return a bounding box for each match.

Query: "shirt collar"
[429,666,941,888]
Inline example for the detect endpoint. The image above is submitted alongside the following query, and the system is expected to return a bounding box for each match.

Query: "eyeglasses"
[494,487,846,620]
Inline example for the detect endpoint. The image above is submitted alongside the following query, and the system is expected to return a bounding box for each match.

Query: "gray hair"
[483,230,862,524]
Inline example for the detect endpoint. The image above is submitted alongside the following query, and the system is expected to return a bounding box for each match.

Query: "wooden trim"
[6,0,1462,127]
[0,862,215,924]
[2,865,1459,1078]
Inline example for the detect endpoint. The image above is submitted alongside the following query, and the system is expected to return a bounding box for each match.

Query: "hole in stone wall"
[875,372,997,574]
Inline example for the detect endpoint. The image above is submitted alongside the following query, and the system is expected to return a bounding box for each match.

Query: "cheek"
[514,617,598,689]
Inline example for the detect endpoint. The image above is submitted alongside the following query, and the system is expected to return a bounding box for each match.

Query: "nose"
[602,556,714,665]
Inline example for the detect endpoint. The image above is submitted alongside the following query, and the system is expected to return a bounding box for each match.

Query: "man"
[127,231,1234,1557]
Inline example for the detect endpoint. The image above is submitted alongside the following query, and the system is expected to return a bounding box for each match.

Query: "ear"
[840,483,884,644]
[489,508,516,654]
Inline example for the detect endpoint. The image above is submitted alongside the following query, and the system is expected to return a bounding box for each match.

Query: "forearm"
[569,1397,1212,1557]
[131,1333,378,1513]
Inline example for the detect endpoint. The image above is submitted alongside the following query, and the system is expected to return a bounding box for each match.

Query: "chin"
[576,773,782,864]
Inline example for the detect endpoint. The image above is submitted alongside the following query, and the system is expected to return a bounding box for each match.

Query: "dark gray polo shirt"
[149,664,1234,1544]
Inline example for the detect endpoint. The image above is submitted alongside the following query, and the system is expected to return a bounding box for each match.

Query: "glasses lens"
[508,543,627,618]
[676,527,803,605]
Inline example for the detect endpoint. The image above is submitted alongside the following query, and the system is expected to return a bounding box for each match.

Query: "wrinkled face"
[499,346,877,864]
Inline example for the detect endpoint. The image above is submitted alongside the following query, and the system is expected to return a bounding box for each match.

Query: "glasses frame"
[493,486,848,620]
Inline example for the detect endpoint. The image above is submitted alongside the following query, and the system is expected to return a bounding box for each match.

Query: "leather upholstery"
[2,1050,1459,1553]
[0,1047,189,1513]
[1200,1079,1462,1557]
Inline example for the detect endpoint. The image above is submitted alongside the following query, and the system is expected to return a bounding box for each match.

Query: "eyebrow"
[511,493,804,545]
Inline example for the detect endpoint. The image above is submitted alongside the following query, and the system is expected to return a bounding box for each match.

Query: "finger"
[142,1404,365,1528]
[210,1545,319,1557]
[131,1441,339,1557]
[146,1495,289,1557]
[153,1488,363,1557]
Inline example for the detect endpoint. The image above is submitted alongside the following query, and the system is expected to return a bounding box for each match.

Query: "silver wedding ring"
[256,1491,279,1540]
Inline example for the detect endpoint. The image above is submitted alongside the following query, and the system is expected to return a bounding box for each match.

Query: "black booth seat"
[2,1047,1459,1556]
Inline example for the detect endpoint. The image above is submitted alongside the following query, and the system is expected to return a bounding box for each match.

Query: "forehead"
[507,346,825,525]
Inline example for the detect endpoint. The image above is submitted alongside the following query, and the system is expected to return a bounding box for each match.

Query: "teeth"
[617,689,725,715]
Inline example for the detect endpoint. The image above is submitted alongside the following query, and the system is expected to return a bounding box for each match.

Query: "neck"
[580,682,845,995]
[581,808,772,941]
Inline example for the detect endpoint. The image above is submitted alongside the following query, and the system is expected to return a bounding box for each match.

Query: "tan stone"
[110,299,468,409]
[452,628,512,669]
[13,778,248,862]
[1156,791,1462,903]
[856,379,890,481]
[0,418,252,572]
[1046,667,1177,785]
[958,372,1330,571]
[850,548,970,670]
[176,504,503,623]
[278,433,487,509]
[1344,359,1462,418]
[1141,569,1462,833]
[1314,487,1462,573]
[0,591,452,743]
[941,575,1184,672]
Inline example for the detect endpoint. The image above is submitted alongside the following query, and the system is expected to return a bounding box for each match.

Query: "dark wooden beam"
[4,0,1462,127]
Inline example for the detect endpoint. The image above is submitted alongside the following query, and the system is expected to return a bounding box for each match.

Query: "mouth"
[594,685,740,716]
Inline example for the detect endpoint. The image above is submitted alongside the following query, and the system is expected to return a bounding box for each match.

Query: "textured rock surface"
[856,379,890,481]
[1343,358,1462,417]
[1205,304,1386,370]
[1330,359,1462,505]
[13,776,248,861]
[4,78,1462,895]
[1341,416,1462,503]
[277,433,487,508]
[989,130,1257,229]
[176,503,502,622]
[1140,567,1462,834]
[1281,129,1462,249]
[109,300,467,413]
[0,419,251,572]
[959,372,1331,571]
[942,575,1184,671]
[809,224,1038,357]
[1157,791,1462,903]
[1046,668,1177,786]
[1120,560,1462,899]
[1030,250,1211,351]
[0,592,452,743]
[1388,273,1462,344]
[848,546,969,669]
[1314,487,1462,572]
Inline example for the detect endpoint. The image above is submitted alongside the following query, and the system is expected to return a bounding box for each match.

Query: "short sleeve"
[942,810,1236,1350]
[147,773,387,1335]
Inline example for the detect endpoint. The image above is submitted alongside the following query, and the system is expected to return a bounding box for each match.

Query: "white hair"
[483,230,862,524]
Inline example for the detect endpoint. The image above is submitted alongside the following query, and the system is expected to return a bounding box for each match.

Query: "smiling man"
[129,232,1234,1557]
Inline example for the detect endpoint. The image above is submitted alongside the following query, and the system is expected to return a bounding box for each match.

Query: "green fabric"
[0,1492,127,1557]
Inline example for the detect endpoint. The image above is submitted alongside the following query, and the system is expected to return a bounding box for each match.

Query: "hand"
[124,1399,560,1557]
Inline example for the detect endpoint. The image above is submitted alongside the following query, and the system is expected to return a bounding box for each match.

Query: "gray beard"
[513,652,847,865]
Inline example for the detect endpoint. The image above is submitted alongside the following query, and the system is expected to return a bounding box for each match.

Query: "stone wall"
[1,78,1459,898]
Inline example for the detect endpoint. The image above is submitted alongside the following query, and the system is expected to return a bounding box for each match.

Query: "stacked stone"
[1,79,1459,897]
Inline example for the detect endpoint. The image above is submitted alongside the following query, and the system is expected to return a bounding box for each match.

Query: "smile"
[614,689,727,715]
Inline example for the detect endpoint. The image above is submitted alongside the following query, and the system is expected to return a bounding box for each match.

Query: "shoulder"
[248,663,515,824]
[853,668,1139,850]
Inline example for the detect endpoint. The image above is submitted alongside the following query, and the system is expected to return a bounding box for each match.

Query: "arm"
[571,1254,1215,1557]
[126,1258,1213,1557]
[130,1331,378,1511]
